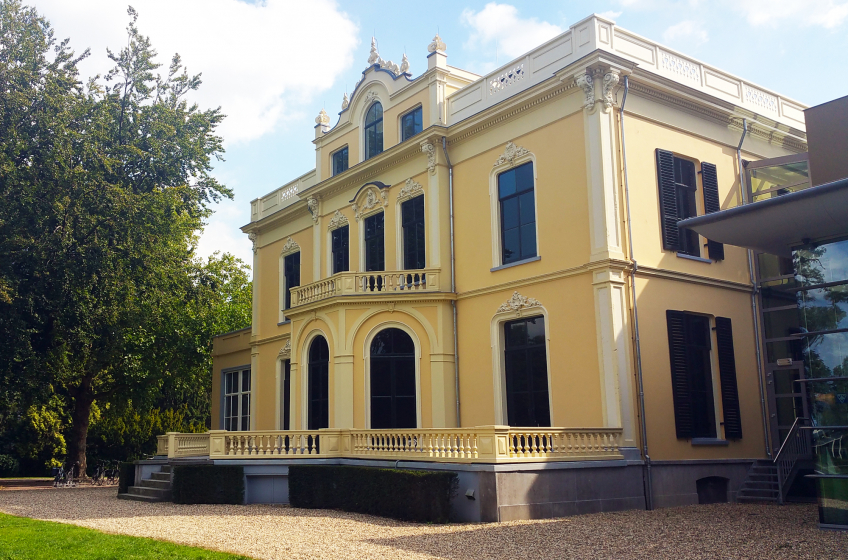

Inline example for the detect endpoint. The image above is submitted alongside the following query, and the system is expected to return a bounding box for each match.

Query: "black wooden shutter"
[666,310,692,439]
[656,149,680,251]
[700,162,725,261]
[715,317,743,439]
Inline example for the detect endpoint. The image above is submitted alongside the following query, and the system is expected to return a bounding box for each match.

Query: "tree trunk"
[66,387,94,477]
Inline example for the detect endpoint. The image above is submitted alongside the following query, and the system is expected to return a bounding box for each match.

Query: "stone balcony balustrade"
[157,426,624,463]
[290,269,441,307]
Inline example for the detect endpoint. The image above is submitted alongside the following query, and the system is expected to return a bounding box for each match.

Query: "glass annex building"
[682,95,848,529]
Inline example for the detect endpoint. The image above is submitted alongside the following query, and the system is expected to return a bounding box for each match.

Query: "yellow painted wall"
[634,276,767,460]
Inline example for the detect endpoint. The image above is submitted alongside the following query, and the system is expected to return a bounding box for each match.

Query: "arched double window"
[307,336,329,430]
[370,328,416,429]
[364,103,383,160]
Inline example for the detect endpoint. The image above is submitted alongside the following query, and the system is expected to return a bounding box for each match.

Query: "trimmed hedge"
[117,462,135,494]
[0,454,20,477]
[172,465,244,504]
[289,465,458,523]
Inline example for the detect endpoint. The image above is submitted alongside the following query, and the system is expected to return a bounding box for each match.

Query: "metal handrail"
[773,417,811,504]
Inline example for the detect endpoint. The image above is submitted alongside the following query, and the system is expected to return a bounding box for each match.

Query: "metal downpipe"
[620,75,653,510]
[737,119,772,458]
[442,136,461,427]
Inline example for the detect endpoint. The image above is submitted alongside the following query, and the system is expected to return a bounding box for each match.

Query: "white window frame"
[279,239,301,323]
[362,322,422,429]
[489,144,540,269]
[490,299,553,426]
[326,211,351,277]
[398,104,423,143]
[395,180,425,270]
[222,366,251,431]
[331,145,350,176]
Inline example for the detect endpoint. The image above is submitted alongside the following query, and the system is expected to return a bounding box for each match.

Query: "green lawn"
[0,513,252,560]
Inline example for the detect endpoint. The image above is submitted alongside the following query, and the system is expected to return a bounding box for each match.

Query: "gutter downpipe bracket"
[620,75,653,510]
[737,119,772,459]
[442,137,461,428]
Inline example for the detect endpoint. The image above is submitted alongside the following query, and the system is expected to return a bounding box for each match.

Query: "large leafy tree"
[0,1,233,472]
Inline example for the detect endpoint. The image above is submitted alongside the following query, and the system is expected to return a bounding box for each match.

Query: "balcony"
[157,426,624,464]
[290,269,441,307]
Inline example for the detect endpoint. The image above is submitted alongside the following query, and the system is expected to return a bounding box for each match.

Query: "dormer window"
[401,106,422,141]
[364,103,383,160]
[332,146,348,176]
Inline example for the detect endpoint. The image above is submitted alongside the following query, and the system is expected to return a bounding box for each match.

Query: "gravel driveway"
[0,487,845,559]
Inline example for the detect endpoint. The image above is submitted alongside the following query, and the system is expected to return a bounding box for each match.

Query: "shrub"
[172,465,244,504]
[0,454,19,477]
[289,466,458,523]
[117,462,135,494]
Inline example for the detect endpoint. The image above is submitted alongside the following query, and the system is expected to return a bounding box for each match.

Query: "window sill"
[691,438,729,446]
[277,319,291,326]
[491,255,541,272]
[676,252,711,264]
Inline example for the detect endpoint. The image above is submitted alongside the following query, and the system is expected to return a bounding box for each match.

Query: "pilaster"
[333,354,354,428]
[577,65,625,262]
[592,267,636,446]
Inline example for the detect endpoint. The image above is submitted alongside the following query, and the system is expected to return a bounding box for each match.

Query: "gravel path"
[0,487,845,559]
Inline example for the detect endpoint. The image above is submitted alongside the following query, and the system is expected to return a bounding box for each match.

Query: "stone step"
[150,472,171,482]
[138,478,171,490]
[160,465,172,473]
[117,492,166,503]
[738,495,779,503]
[127,485,172,500]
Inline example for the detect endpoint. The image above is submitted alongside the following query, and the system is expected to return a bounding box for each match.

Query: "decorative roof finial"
[315,108,330,126]
[341,92,349,110]
[428,34,446,53]
[400,53,410,74]
[368,37,380,66]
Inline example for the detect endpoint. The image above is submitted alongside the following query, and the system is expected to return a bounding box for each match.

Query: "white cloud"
[733,0,848,28]
[662,20,708,46]
[597,10,623,20]
[36,0,359,145]
[460,3,563,59]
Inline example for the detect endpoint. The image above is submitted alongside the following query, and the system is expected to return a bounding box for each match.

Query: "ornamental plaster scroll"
[493,141,530,168]
[315,109,330,126]
[575,72,595,111]
[496,291,542,314]
[278,339,291,357]
[307,197,319,223]
[248,232,257,255]
[602,70,620,111]
[281,236,301,256]
[364,90,380,105]
[328,210,349,230]
[397,178,423,203]
[421,141,436,174]
[428,34,446,53]
[341,93,349,110]
[399,54,410,74]
[351,188,387,221]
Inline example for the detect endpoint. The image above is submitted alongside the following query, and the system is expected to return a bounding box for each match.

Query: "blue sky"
[34,0,848,270]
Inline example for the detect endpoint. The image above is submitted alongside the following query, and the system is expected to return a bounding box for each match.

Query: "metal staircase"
[737,460,780,502]
[118,465,172,502]
[737,418,813,504]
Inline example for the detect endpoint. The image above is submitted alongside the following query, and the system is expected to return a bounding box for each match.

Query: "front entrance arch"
[369,328,417,429]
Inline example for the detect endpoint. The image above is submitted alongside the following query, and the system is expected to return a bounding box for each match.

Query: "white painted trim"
[362,322,423,429]
[395,192,425,271]
[489,303,552,426]
[300,328,331,429]
[358,209,385,272]
[488,148,540,269]
[279,249,301,323]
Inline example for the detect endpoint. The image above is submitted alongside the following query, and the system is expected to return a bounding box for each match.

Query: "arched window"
[308,336,329,430]
[370,328,416,429]
[364,103,383,160]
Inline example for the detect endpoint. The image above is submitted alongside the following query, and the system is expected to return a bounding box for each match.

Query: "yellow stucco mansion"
[162,15,811,520]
